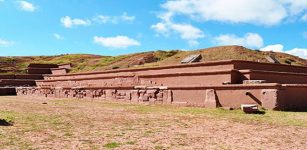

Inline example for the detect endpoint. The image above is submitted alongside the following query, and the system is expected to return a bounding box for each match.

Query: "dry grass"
[0,96,306,149]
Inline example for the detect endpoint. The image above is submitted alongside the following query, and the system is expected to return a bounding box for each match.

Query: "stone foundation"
[17,86,173,105]
[14,60,307,111]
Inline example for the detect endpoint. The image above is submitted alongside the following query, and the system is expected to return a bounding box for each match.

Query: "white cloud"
[261,44,307,59]
[151,22,168,34]
[17,1,36,12]
[156,0,307,26]
[161,0,287,26]
[281,0,307,15]
[171,23,204,46]
[93,36,140,49]
[286,48,307,59]
[151,0,307,46]
[0,39,14,47]
[214,33,264,48]
[60,16,91,28]
[261,44,284,52]
[53,33,63,40]
[151,11,204,46]
[151,21,204,46]
[93,12,135,24]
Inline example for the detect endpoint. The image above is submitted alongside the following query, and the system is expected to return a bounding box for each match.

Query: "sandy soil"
[0,96,306,150]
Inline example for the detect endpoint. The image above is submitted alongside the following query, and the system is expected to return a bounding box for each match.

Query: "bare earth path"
[0,96,306,150]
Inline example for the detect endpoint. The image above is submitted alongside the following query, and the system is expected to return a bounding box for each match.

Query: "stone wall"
[15,60,307,111]
[17,86,173,105]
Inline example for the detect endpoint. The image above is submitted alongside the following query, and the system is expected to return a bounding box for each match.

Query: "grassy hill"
[0,45,306,74]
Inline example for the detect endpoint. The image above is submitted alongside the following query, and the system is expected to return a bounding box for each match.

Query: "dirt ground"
[0,96,306,150]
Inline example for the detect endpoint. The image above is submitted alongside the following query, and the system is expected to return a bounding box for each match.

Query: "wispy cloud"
[17,1,36,12]
[0,38,14,47]
[120,12,135,22]
[60,16,91,28]
[61,12,135,28]
[53,33,64,40]
[93,36,140,49]
[93,12,135,24]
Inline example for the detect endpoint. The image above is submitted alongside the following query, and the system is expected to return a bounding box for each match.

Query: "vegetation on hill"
[0,46,306,74]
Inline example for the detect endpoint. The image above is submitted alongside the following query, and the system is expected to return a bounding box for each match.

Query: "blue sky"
[0,0,306,58]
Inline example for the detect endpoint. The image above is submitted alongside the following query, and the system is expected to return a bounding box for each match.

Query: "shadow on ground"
[0,119,13,126]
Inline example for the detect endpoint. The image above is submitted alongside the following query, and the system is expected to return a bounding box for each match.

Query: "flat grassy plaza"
[0,96,306,149]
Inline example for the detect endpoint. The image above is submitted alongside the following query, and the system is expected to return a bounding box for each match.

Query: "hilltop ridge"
[0,45,306,74]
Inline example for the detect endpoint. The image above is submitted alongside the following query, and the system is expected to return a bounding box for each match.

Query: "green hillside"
[0,46,306,74]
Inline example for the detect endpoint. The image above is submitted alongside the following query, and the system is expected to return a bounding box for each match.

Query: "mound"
[0,45,305,74]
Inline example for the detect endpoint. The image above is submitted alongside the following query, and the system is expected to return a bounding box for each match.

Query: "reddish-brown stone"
[13,60,307,111]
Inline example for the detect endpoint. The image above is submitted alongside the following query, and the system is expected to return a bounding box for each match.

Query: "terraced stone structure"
[16,60,307,111]
[0,63,71,95]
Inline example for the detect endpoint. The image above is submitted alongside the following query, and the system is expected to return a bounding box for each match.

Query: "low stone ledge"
[138,69,238,78]
[37,69,237,83]
[45,60,237,77]
[243,80,266,84]
[45,60,307,79]
[167,83,282,90]
[240,69,307,76]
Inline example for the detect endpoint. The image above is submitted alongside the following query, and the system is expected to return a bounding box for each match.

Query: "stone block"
[130,90,139,102]
[243,80,266,84]
[261,89,279,110]
[165,90,173,104]
[241,104,259,113]
[205,89,218,108]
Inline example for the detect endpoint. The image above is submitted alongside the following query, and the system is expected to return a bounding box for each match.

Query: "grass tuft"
[103,142,120,149]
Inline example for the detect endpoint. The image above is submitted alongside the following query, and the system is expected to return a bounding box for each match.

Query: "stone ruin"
[0,63,70,95]
[1,60,307,111]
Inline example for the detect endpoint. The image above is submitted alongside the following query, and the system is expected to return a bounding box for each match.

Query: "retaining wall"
[16,84,307,111]
[14,60,307,111]
[241,70,307,84]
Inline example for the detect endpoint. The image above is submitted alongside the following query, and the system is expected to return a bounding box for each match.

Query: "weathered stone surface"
[166,90,173,104]
[14,60,307,111]
[260,89,279,110]
[243,80,266,84]
[205,89,218,108]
